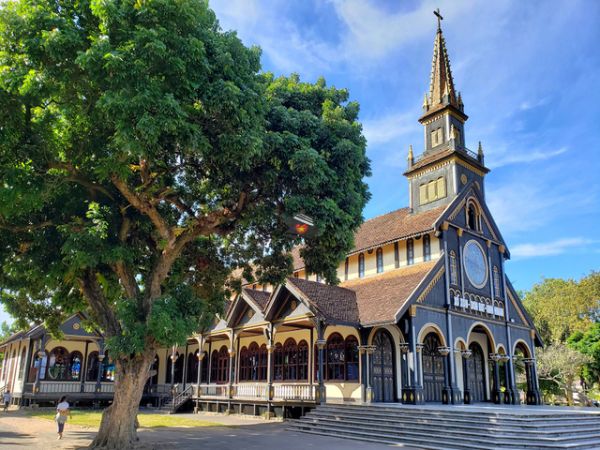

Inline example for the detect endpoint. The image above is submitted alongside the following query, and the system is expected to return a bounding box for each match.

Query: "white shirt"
[57,401,69,411]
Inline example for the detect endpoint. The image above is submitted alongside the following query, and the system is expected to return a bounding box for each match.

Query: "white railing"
[235,383,268,399]
[273,384,315,401]
[196,384,228,398]
[39,382,82,393]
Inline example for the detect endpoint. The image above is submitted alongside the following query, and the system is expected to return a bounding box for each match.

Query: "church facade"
[0,19,543,414]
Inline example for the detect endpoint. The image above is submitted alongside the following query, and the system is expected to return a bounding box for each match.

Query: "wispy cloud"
[511,238,597,259]
[486,146,569,169]
[362,110,416,146]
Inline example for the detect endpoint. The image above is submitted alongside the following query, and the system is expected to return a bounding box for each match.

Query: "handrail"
[169,385,193,412]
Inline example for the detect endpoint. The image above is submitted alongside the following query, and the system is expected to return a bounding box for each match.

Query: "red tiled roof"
[344,260,439,325]
[242,288,271,311]
[286,277,359,324]
[291,206,445,270]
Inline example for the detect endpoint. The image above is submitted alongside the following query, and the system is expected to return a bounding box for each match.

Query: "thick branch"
[0,219,53,233]
[48,162,115,201]
[112,215,139,300]
[111,176,173,243]
[79,269,121,337]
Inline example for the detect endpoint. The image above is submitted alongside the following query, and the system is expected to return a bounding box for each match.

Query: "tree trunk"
[90,350,155,449]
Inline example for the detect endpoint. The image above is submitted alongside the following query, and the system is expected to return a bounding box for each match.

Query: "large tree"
[0,1,370,448]
[523,272,600,344]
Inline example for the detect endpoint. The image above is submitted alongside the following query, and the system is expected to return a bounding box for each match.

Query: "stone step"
[305,409,600,434]
[299,415,600,444]
[288,421,600,450]
[314,405,600,427]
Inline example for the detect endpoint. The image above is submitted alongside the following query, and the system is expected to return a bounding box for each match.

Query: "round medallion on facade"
[290,299,298,310]
[462,239,488,288]
[72,322,81,330]
[461,174,467,185]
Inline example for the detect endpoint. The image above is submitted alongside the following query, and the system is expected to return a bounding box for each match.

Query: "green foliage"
[569,322,600,384]
[523,272,600,344]
[0,0,370,362]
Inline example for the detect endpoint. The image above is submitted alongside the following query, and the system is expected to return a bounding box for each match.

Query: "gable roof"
[291,206,445,270]
[242,288,270,311]
[285,277,359,324]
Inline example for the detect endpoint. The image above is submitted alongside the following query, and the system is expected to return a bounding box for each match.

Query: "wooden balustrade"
[234,383,268,399]
[272,384,315,401]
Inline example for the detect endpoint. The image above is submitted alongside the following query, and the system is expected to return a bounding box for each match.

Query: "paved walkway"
[0,410,395,449]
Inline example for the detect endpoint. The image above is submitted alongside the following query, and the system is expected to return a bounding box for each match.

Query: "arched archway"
[467,342,487,402]
[422,332,445,402]
[514,340,540,404]
[372,329,395,402]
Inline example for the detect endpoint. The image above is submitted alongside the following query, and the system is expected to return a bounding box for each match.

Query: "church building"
[0,17,543,414]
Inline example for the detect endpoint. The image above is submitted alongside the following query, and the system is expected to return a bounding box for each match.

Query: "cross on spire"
[434,8,443,30]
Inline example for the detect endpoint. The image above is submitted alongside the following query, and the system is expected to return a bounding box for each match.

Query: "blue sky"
[1,0,599,324]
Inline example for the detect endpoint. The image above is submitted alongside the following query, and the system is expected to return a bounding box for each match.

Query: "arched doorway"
[422,333,445,402]
[467,342,487,402]
[372,330,395,402]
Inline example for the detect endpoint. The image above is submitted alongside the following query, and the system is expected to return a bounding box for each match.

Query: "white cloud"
[362,110,416,146]
[511,238,597,259]
[486,146,569,169]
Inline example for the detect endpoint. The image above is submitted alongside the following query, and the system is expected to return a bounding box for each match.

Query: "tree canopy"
[0,0,370,447]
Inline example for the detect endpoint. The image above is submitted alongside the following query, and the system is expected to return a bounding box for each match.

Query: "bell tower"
[405,10,489,213]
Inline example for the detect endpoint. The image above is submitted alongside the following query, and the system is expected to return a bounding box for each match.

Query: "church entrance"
[372,329,395,402]
[467,342,487,402]
[422,333,445,402]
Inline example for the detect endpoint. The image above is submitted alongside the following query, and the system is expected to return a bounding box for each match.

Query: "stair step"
[300,415,600,442]
[291,404,600,450]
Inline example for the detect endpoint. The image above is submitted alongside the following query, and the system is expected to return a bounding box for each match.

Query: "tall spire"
[424,9,460,112]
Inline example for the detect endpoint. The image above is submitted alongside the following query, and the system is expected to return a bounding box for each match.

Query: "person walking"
[55,396,71,440]
[2,389,11,411]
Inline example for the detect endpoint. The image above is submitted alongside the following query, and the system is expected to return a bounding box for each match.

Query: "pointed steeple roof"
[427,17,459,109]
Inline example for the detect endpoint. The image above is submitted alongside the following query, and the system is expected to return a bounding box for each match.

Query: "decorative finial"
[434,8,443,31]
[422,93,429,110]
[477,141,484,162]
[407,145,414,167]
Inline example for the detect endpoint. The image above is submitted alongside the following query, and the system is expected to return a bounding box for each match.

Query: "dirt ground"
[0,409,393,450]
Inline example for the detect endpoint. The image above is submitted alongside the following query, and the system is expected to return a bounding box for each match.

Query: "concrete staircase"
[287,403,600,450]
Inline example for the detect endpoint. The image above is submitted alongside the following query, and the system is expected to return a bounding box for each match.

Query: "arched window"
[200,351,208,383]
[493,266,501,298]
[407,239,414,265]
[187,351,199,383]
[46,347,70,381]
[376,248,384,273]
[419,183,428,205]
[298,340,309,381]
[345,336,359,381]
[86,351,99,381]
[449,251,458,285]
[273,343,284,381]
[326,333,345,381]
[239,346,249,382]
[18,348,27,380]
[101,352,115,382]
[258,344,268,381]
[466,200,481,232]
[69,351,83,381]
[358,253,365,278]
[247,342,260,381]
[216,346,229,384]
[150,354,159,385]
[166,352,184,384]
[423,234,431,262]
[283,338,298,380]
[210,349,221,383]
[344,257,349,281]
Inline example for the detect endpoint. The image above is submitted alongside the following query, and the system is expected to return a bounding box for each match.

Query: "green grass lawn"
[27,410,226,429]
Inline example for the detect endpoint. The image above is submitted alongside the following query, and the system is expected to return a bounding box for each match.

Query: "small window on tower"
[436,177,446,198]
[419,184,428,205]
[493,266,501,298]
[427,180,436,201]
